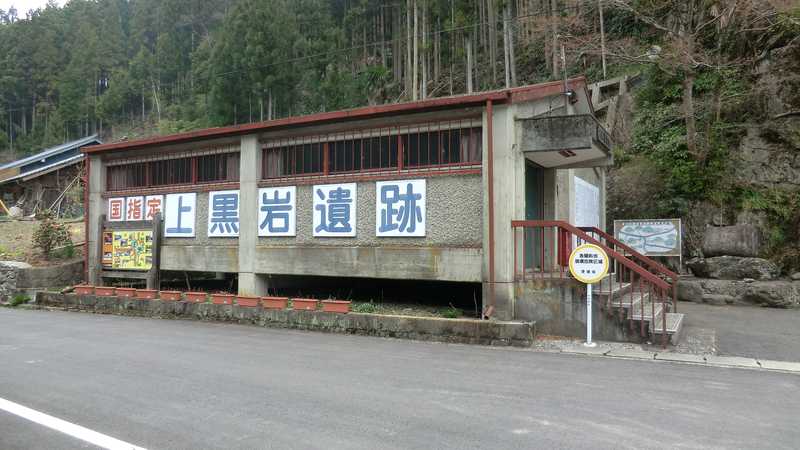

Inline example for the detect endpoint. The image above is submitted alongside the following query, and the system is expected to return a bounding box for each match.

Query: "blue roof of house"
[0,135,102,184]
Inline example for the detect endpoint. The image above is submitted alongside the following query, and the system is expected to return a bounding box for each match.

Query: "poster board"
[101,230,153,270]
[574,176,600,229]
[613,219,682,257]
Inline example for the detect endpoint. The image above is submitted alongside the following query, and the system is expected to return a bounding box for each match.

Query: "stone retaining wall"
[35,292,535,347]
[0,260,83,301]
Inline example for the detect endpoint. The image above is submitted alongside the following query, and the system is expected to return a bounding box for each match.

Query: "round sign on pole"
[568,243,609,284]
[569,243,609,348]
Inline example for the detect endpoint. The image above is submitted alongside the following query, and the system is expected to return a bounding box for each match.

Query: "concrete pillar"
[482,103,525,320]
[87,155,106,285]
[237,134,269,296]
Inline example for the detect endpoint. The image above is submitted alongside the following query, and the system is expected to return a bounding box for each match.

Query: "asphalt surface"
[1,308,799,450]
[680,301,800,361]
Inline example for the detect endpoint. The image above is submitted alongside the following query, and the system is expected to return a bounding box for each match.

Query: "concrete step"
[650,312,685,345]
[628,302,663,323]
[594,282,631,298]
[607,291,648,310]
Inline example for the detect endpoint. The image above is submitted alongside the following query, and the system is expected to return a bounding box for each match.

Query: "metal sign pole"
[569,243,607,349]
[585,283,596,347]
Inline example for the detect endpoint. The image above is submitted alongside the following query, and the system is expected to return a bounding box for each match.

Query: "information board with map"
[101,230,153,270]
[613,219,681,257]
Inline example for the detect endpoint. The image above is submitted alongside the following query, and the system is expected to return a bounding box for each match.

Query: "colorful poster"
[102,230,153,270]
[101,232,113,267]
[375,179,426,237]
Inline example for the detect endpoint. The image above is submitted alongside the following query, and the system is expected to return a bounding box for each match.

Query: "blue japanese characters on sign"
[375,179,426,237]
[313,183,357,237]
[208,190,240,237]
[164,193,196,238]
[258,186,296,237]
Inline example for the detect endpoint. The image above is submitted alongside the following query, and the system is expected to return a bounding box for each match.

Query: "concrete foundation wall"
[514,279,628,342]
[252,247,481,281]
[36,292,535,347]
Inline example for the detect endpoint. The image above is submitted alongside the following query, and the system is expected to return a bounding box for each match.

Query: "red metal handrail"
[578,225,678,313]
[512,220,670,291]
[511,220,671,347]
[578,226,678,281]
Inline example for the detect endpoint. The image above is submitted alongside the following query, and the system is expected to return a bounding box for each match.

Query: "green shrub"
[440,305,461,319]
[32,211,72,259]
[352,301,378,314]
[9,294,30,306]
[52,243,77,259]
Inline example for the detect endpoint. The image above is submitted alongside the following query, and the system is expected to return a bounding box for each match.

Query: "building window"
[329,136,397,173]
[107,162,147,190]
[262,124,481,180]
[263,142,324,179]
[198,153,240,183]
[150,157,192,186]
[402,127,481,168]
[106,152,240,191]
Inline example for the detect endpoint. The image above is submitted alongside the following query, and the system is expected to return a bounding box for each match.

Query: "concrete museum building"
[84,77,645,330]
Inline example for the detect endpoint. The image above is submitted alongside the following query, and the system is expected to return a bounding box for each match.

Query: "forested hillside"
[1,0,798,265]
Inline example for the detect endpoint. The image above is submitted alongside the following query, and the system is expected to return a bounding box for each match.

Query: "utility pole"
[599,0,607,78]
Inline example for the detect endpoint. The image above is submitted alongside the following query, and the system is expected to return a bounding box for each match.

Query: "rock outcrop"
[678,277,800,308]
[687,256,779,280]
[701,225,762,258]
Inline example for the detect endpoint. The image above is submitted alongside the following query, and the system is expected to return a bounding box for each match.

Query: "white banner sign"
[107,197,125,222]
[313,183,357,237]
[258,186,296,237]
[375,179,426,237]
[125,196,144,221]
[164,193,196,238]
[145,195,164,220]
[208,190,240,237]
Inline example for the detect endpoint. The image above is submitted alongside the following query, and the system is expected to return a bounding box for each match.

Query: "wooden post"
[147,212,162,290]
[96,214,106,286]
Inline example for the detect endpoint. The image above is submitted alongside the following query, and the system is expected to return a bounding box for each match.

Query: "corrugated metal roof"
[1,153,86,184]
[0,135,101,171]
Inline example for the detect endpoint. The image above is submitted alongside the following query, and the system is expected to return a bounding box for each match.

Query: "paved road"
[1,308,799,450]
[680,301,800,361]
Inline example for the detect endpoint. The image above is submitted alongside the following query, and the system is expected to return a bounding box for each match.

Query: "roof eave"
[83,77,589,155]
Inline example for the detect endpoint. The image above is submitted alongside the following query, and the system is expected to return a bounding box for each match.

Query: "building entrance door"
[525,162,544,270]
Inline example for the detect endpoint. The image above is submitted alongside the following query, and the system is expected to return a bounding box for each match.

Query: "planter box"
[292,298,318,311]
[184,292,207,303]
[322,300,351,314]
[235,296,260,307]
[74,285,94,295]
[94,287,116,297]
[261,296,289,310]
[211,294,234,305]
[135,289,158,300]
[116,288,136,298]
[159,291,182,301]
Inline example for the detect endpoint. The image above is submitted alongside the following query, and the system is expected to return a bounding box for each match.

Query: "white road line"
[0,397,147,450]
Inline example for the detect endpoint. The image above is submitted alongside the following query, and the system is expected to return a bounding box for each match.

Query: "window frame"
[261,120,483,182]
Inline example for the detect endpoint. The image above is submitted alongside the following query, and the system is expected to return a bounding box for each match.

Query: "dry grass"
[0,218,84,266]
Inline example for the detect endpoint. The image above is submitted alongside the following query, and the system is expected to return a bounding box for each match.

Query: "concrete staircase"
[594,279,685,345]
